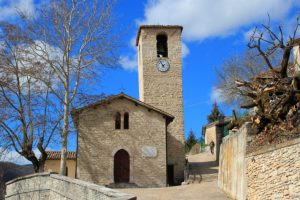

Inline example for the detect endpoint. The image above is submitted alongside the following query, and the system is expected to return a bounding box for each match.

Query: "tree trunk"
[60,92,69,175]
[24,153,40,173]
[38,138,47,172]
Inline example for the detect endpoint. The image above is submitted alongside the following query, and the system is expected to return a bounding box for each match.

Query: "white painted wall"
[293,46,300,75]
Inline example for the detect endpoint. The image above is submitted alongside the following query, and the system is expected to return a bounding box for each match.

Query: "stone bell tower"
[136,25,185,184]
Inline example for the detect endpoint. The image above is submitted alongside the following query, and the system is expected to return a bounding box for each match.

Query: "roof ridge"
[71,93,174,120]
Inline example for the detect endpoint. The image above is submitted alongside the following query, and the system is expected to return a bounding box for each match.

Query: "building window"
[157,34,168,57]
[115,112,121,129]
[124,112,129,129]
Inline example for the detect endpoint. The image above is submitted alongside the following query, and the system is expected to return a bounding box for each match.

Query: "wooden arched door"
[114,149,130,183]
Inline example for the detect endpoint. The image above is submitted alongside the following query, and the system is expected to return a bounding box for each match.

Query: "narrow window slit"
[124,112,129,129]
[115,112,121,129]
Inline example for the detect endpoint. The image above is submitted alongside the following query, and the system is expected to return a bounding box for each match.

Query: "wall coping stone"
[246,136,300,157]
[6,172,136,200]
[50,174,135,198]
[6,172,53,185]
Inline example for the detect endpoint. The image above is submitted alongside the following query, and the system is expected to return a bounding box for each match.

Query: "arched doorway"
[114,149,130,183]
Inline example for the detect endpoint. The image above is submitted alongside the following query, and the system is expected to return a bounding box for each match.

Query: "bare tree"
[0,23,61,172]
[19,0,119,175]
[216,49,281,105]
[217,14,300,135]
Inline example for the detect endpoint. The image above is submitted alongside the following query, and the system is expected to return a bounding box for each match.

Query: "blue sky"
[0,0,300,163]
[101,0,300,140]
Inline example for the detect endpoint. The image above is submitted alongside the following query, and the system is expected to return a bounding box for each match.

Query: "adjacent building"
[44,151,76,178]
[202,118,231,161]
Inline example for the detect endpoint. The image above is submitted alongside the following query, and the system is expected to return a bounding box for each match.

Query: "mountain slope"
[0,162,34,200]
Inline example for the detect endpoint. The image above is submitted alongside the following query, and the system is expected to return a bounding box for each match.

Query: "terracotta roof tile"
[46,151,76,160]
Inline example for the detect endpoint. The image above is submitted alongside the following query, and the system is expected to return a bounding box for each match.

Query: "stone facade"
[5,172,136,200]
[246,138,300,200]
[75,94,172,187]
[137,25,185,183]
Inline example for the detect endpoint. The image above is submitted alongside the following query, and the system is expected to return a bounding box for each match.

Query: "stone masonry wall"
[218,123,249,200]
[137,26,185,183]
[5,172,136,200]
[218,122,300,200]
[77,98,167,187]
[246,138,300,200]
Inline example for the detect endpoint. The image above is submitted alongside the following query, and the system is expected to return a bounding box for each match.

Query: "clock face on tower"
[156,58,170,72]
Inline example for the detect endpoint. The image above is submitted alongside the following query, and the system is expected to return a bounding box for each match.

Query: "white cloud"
[1,40,64,92]
[0,0,36,20]
[0,148,40,165]
[182,42,190,57]
[120,37,138,71]
[210,87,225,103]
[119,55,137,71]
[243,28,255,42]
[142,0,297,41]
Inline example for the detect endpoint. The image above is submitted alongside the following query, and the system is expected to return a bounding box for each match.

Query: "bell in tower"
[156,34,168,57]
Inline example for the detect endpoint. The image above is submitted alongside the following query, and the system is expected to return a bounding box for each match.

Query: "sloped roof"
[202,117,232,136]
[46,151,76,160]
[136,25,183,46]
[71,93,174,121]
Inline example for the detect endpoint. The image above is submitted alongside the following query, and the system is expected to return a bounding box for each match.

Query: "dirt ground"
[119,153,229,200]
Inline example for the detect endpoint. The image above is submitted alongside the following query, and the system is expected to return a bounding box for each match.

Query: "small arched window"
[124,112,129,129]
[157,34,168,57]
[115,112,121,129]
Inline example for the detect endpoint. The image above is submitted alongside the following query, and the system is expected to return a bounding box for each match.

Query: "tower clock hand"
[157,59,169,72]
[159,60,165,67]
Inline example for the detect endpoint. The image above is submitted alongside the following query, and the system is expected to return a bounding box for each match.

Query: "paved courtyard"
[120,153,229,200]
[120,180,228,200]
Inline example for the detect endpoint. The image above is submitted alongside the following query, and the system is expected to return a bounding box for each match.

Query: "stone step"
[201,175,218,182]
[107,182,139,189]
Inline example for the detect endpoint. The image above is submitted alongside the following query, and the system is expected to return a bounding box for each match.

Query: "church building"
[72,25,185,187]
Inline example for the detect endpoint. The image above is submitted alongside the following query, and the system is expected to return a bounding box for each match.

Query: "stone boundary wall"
[246,137,300,199]
[5,172,136,200]
[218,122,300,200]
[218,123,250,200]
